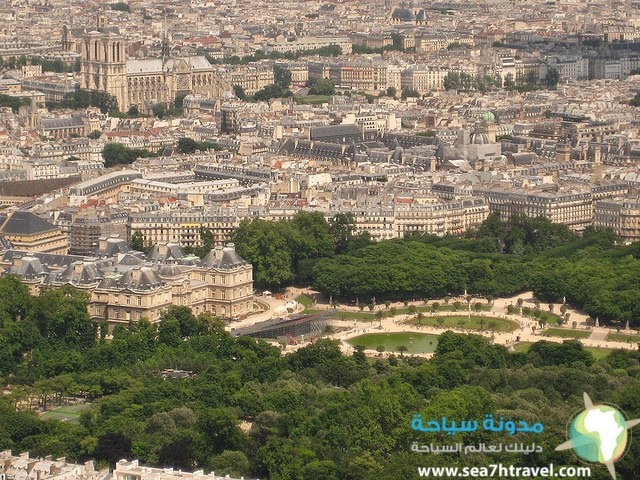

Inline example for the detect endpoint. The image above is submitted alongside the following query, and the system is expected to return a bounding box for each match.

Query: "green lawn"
[606,332,640,343]
[406,315,518,332]
[511,342,614,360]
[41,404,90,423]
[512,342,532,353]
[329,303,492,321]
[516,310,564,326]
[295,295,314,308]
[335,311,375,321]
[538,311,564,326]
[294,95,331,105]
[347,332,439,354]
[419,304,492,313]
[541,328,590,339]
[585,347,616,360]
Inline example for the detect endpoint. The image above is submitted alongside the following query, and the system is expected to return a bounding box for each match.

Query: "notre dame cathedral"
[62,15,230,113]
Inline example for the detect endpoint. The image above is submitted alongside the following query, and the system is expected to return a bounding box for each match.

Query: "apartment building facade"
[127,211,240,247]
[473,187,593,230]
[594,198,640,243]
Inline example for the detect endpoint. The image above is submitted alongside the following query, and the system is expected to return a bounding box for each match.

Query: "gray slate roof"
[8,256,49,279]
[56,261,103,286]
[202,243,247,270]
[0,211,58,236]
[147,243,185,263]
[96,238,130,257]
[97,266,164,291]
[42,115,86,130]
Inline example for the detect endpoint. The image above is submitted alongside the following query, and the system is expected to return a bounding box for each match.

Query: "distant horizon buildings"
[0,451,252,480]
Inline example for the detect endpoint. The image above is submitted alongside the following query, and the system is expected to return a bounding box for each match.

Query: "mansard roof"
[116,252,146,266]
[8,256,48,280]
[158,264,184,277]
[202,243,247,270]
[56,261,103,286]
[147,242,185,263]
[97,266,165,291]
[96,237,130,257]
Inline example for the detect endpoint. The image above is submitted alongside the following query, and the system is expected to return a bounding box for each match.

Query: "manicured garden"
[41,404,90,423]
[541,328,590,339]
[347,332,439,354]
[606,332,640,343]
[406,315,518,332]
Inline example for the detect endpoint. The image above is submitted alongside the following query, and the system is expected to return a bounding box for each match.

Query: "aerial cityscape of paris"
[0,0,640,478]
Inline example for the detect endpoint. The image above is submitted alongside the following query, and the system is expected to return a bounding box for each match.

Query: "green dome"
[482,111,495,122]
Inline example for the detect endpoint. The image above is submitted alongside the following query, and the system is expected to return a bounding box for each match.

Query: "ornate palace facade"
[0,237,254,330]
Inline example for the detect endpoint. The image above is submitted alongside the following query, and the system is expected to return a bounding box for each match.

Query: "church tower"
[80,31,128,112]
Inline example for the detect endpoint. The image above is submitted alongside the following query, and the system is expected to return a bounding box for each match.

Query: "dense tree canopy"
[2,214,640,479]
[102,143,157,167]
[273,65,292,89]
[308,78,335,96]
[443,71,502,93]
[233,212,640,327]
[207,45,342,66]
[0,285,638,480]
[111,2,131,13]
[47,90,118,114]
[176,138,221,154]
[253,84,292,102]
[0,94,32,113]
[233,85,246,100]
[30,56,80,73]
[313,223,639,326]
[232,211,370,289]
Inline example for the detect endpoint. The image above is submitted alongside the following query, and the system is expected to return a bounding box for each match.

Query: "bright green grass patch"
[606,332,640,343]
[294,95,331,105]
[295,295,314,308]
[406,315,518,332]
[585,347,616,360]
[541,328,590,339]
[512,342,533,353]
[329,302,492,320]
[347,332,439,354]
[538,311,563,326]
[335,311,375,321]
[41,404,90,423]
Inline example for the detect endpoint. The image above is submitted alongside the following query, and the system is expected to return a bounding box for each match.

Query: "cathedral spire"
[161,9,170,62]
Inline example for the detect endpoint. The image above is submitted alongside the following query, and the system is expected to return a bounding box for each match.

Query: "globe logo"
[556,393,640,479]
[570,405,627,463]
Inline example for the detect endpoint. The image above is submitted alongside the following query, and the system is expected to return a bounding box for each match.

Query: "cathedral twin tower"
[64,14,229,113]
[80,31,128,110]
